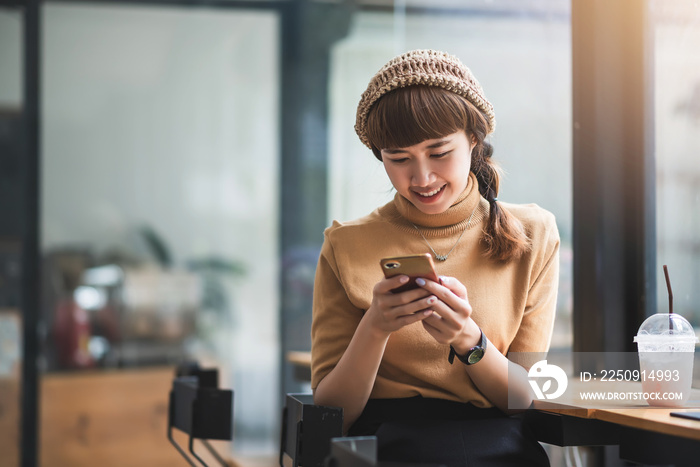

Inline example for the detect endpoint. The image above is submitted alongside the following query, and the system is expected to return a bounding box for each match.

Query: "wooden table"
[286,351,700,465]
[531,381,700,466]
[287,351,312,382]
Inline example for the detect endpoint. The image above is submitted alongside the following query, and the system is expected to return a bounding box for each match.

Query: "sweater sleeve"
[310,226,364,390]
[508,211,560,355]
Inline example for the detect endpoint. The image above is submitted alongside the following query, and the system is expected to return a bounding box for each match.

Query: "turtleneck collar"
[394,172,485,229]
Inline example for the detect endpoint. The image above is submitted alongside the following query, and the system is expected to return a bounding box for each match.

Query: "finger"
[422,311,445,331]
[396,309,433,327]
[422,310,468,346]
[438,276,468,300]
[425,299,463,326]
[374,275,411,295]
[416,278,470,315]
[416,276,466,300]
[385,294,437,320]
[421,296,477,344]
[421,317,447,342]
[422,305,464,336]
[384,287,431,307]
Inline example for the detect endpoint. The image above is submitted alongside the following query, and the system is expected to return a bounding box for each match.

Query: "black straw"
[663,265,674,331]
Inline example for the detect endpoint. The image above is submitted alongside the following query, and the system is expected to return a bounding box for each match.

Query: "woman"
[311,49,559,466]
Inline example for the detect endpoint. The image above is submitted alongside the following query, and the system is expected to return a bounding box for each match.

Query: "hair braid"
[471,142,530,261]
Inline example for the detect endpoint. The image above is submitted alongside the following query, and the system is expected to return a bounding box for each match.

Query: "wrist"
[449,327,487,366]
[451,320,481,355]
[361,309,392,341]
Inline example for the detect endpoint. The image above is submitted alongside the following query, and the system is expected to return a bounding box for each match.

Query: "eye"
[430,151,450,159]
[387,157,409,164]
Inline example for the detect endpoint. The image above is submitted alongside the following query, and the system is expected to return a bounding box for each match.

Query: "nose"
[411,160,434,186]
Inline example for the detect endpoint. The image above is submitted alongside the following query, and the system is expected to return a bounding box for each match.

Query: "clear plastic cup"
[634,313,698,407]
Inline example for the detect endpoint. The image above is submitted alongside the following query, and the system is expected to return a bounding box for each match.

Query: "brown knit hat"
[354,49,496,149]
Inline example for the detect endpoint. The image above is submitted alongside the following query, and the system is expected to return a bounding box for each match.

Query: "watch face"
[467,347,485,365]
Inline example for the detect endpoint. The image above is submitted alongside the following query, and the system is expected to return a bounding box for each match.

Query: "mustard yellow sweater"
[311,173,560,408]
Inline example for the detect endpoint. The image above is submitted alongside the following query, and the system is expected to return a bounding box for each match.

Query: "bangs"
[365,85,473,152]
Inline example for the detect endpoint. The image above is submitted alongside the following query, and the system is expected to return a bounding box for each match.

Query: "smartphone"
[670,411,700,422]
[380,253,439,293]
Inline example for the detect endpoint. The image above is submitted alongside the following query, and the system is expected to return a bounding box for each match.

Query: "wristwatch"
[448,329,487,365]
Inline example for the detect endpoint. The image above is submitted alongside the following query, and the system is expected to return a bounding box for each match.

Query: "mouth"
[412,185,446,202]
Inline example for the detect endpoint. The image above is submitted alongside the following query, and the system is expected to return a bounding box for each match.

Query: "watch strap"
[448,329,486,365]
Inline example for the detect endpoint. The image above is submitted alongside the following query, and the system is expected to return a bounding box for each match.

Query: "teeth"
[418,186,442,197]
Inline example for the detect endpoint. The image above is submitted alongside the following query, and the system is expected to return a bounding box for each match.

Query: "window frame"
[571,0,656,356]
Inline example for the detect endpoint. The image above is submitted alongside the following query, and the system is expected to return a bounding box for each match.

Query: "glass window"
[652,0,700,325]
[40,3,279,462]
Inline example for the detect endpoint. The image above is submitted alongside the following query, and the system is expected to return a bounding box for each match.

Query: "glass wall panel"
[0,6,24,467]
[329,1,572,349]
[40,3,279,463]
[652,1,700,325]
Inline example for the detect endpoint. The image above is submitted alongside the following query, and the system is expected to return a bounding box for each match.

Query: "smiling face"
[381,131,474,215]
[364,86,489,215]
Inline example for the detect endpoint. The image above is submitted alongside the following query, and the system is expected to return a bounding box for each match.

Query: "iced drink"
[634,313,698,407]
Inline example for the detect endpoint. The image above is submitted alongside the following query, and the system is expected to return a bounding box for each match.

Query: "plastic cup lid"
[633,313,699,342]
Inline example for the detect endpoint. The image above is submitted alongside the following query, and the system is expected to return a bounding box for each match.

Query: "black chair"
[326,436,445,467]
[168,363,234,467]
[325,437,377,467]
[279,393,343,467]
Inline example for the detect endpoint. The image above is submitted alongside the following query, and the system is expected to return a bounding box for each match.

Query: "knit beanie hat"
[354,49,496,149]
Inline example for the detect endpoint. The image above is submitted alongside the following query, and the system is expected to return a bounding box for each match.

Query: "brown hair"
[365,85,530,261]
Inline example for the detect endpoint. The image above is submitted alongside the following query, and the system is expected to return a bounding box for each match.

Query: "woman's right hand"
[365,275,435,336]
[315,275,433,433]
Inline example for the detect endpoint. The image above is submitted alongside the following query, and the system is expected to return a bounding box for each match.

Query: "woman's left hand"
[416,276,481,353]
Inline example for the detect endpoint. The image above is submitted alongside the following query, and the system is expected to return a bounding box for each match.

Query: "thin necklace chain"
[410,201,480,262]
